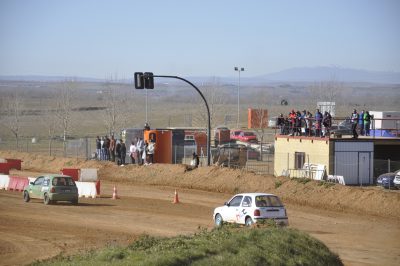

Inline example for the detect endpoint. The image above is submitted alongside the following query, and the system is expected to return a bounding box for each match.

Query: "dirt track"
[0,151,400,266]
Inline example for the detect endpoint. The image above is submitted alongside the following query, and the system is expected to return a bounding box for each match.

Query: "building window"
[294,152,305,169]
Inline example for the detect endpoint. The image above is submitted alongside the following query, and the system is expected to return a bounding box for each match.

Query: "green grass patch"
[275,180,283,188]
[33,227,342,266]
[318,181,336,188]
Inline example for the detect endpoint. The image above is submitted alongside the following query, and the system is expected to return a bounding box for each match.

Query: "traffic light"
[134,72,144,89]
[144,72,154,89]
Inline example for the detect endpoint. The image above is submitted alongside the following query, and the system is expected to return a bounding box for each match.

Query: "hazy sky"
[0,0,399,78]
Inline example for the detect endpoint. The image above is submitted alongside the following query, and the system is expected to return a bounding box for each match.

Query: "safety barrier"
[5,159,23,170]
[80,168,98,182]
[95,180,100,195]
[8,176,29,192]
[0,175,10,189]
[60,168,80,181]
[0,163,11,175]
[75,181,98,198]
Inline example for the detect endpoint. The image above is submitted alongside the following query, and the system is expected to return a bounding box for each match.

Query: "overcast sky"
[0,0,399,78]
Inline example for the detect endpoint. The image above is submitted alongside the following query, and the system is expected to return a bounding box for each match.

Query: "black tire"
[71,198,78,205]
[245,217,254,227]
[215,214,223,228]
[23,191,30,202]
[44,193,52,205]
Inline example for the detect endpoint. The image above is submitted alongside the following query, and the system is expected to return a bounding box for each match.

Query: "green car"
[23,175,79,205]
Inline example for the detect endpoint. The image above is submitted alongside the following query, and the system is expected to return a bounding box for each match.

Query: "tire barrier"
[0,175,10,190]
[60,168,80,181]
[5,159,23,170]
[8,176,29,192]
[0,163,11,175]
[75,181,98,198]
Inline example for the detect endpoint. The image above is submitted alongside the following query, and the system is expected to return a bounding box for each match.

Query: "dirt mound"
[1,150,399,219]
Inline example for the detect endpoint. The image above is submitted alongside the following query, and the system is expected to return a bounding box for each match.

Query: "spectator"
[142,141,148,165]
[115,140,121,165]
[315,109,323,137]
[109,135,116,162]
[288,110,296,136]
[295,111,302,136]
[192,152,200,168]
[95,136,101,160]
[306,111,313,136]
[322,111,332,137]
[351,109,359,139]
[277,114,285,135]
[129,141,137,164]
[364,111,371,136]
[359,110,365,136]
[147,140,156,164]
[144,122,150,131]
[104,136,110,160]
[100,137,106,160]
[120,140,126,165]
[136,137,145,165]
[301,110,307,136]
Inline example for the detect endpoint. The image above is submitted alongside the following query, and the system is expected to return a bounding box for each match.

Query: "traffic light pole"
[152,75,211,166]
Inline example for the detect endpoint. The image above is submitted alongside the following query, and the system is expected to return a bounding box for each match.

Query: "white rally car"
[213,193,288,227]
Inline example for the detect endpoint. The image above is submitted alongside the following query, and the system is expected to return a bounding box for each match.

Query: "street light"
[234,67,244,128]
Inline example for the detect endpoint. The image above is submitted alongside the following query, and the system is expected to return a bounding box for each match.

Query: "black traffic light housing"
[134,72,144,89]
[144,72,154,89]
[134,72,154,89]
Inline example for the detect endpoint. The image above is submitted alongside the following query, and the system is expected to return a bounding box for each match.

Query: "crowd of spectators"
[277,109,332,137]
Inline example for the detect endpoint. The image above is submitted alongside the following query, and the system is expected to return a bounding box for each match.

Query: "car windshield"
[255,195,283,207]
[52,177,75,186]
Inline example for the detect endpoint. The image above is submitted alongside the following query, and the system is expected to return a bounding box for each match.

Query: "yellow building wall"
[274,137,332,176]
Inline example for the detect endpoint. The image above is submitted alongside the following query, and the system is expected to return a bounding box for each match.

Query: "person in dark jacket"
[322,111,332,137]
[315,109,323,137]
[277,114,285,135]
[120,140,127,165]
[351,109,359,139]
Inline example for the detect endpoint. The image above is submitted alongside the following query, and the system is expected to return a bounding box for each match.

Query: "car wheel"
[245,217,254,227]
[71,198,78,205]
[215,214,223,227]
[23,191,30,202]
[44,193,52,205]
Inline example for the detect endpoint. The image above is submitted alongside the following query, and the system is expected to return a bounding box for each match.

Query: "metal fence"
[0,137,275,175]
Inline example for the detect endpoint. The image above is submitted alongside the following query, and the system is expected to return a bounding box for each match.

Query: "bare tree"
[102,80,125,136]
[191,77,228,129]
[2,92,23,149]
[40,92,60,156]
[55,80,75,155]
[307,78,342,114]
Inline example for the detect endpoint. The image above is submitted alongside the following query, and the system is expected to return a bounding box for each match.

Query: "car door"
[224,195,243,223]
[29,176,45,199]
[237,196,252,224]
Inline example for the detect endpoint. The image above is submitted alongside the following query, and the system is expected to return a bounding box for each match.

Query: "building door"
[358,152,371,185]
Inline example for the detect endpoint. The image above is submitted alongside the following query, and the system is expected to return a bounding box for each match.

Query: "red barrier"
[0,163,11,175]
[8,176,29,192]
[6,159,23,170]
[96,180,101,195]
[61,168,80,181]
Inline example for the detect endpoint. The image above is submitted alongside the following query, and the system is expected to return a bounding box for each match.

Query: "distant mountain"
[1,66,400,84]
[256,66,400,84]
[0,75,103,82]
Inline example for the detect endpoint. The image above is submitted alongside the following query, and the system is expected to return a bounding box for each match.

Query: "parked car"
[213,193,288,227]
[230,130,258,143]
[23,175,79,205]
[393,170,400,188]
[330,118,353,136]
[376,172,397,189]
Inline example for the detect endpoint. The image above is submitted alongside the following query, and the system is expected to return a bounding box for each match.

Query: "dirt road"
[1,181,399,266]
